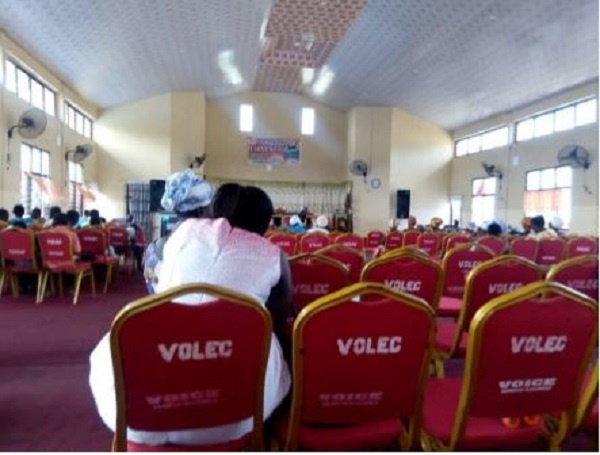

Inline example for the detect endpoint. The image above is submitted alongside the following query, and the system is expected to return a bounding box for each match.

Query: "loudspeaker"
[149,179,166,212]
[396,189,411,219]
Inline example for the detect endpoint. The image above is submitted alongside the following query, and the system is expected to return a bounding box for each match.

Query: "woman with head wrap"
[286,214,306,234]
[142,170,214,293]
[89,177,291,448]
[306,214,329,234]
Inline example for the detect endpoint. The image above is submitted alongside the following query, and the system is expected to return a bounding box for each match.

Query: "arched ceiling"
[0,0,596,130]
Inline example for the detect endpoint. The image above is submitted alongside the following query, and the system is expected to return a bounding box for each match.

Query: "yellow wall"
[205,92,347,183]
[171,91,206,172]
[390,109,453,229]
[450,82,598,235]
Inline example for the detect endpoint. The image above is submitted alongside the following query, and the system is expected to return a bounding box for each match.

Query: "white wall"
[450,82,598,234]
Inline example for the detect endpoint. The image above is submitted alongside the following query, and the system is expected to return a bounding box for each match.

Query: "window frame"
[20,143,51,214]
[454,125,509,157]
[470,176,497,226]
[64,101,93,139]
[5,58,56,116]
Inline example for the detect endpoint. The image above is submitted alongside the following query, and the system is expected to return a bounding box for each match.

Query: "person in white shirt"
[306,214,329,234]
[527,215,558,239]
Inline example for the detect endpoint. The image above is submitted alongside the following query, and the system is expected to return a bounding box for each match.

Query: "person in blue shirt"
[287,214,306,234]
[9,204,29,228]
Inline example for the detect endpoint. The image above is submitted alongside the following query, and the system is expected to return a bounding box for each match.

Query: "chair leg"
[434,358,445,379]
[9,273,19,299]
[58,273,64,297]
[103,265,112,294]
[37,272,50,305]
[73,272,84,305]
[0,271,6,298]
[89,270,96,297]
[35,272,44,304]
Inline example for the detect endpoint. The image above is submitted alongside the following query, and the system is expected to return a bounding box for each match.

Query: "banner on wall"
[247,137,301,166]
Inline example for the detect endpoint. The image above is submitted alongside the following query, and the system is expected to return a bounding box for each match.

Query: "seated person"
[487,221,509,253]
[9,204,29,227]
[527,215,557,240]
[306,214,329,234]
[89,177,291,447]
[29,207,45,228]
[286,214,305,234]
[49,213,81,254]
[43,206,62,228]
[405,215,417,231]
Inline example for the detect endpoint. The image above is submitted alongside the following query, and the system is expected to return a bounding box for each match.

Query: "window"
[21,144,50,214]
[239,104,253,132]
[301,107,315,135]
[5,59,56,116]
[64,101,93,139]
[471,177,497,226]
[454,126,508,157]
[524,166,572,228]
[67,161,84,213]
[516,98,597,142]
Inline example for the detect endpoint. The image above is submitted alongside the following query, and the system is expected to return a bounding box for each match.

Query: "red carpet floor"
[0,272,594,451]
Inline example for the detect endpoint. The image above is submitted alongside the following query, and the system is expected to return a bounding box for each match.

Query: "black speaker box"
[396,189,411,219]
[149,179,166,212]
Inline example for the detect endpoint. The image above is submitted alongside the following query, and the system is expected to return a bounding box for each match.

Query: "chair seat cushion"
[437,296,462,317]
[435,321,467,357]
[46,260,92,272]
[93,255,119,265]
[422,378,543,450]
[126,433,251,451]
[276,415,402,451]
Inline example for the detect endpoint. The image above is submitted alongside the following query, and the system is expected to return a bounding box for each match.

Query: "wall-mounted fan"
[7,107,48,139]
[65,143,94,163]
[482,162,503,179]
[557,145,590,169]
[349,159,369,183]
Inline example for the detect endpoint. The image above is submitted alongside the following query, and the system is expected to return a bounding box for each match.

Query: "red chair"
[288,254,350,315]
[361,248,443,310]
[536,237,565,267]
[0,228,44,302]
[384,231,404,250]
[275,282,435,451]
[477,236,505,256]
[109,226,131,265]
[566,236,598,258]
[546,255,598,302]
[268,233,298,256]
[421,281,598,451]
[438,243,495,318]
[417,232,442,258]
[334,233,364,252]
[574,363,598,443]
[37,230,95,305]
[510,237,538,262]
[365,230,385,248]
[299,232,330,254]
[403,230,420,246]
[110,283,271,451]
[445,235,471,252]
[434,256,543,376]
[316,244,365,284]
[77,228,119,293]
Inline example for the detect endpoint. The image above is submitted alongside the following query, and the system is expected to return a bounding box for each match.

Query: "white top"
[89,218,291,446]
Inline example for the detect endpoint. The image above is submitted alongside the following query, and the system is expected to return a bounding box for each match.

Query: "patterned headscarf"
[161,170,214,213]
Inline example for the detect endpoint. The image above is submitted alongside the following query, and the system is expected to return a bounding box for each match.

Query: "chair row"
[110,280,598,451]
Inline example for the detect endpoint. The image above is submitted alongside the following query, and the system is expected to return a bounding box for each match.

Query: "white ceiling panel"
[0,0,596,130]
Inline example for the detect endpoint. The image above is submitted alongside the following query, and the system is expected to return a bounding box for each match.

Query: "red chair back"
[334,233,364,252]
[111,284,271,450]
[365,230,385,248]
[417,232,441,257]
[384,231,404,250]
[536,237,566,266]
[441,243,495,298]
[361,249,443,310]
[316,244,365,283]
[510,237,538,262]
[289,254,350,313]
[109,226,130,248]
[459,256,543,333]
[287,283,434,450]
[134,226,146,247]
[0,228,37,266]
[77,228,108,256]
[477,236,505,256]
[460,282,596,426]
[547,255,599,302]
[299,232,331,253]
[268,233,298,256]
[403,230,420,246]
[37,230,76,267]
[566,237,598,258]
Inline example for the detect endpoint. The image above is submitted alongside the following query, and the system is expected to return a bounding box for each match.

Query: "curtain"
[523,189,572,227]
[208,179,352,216]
